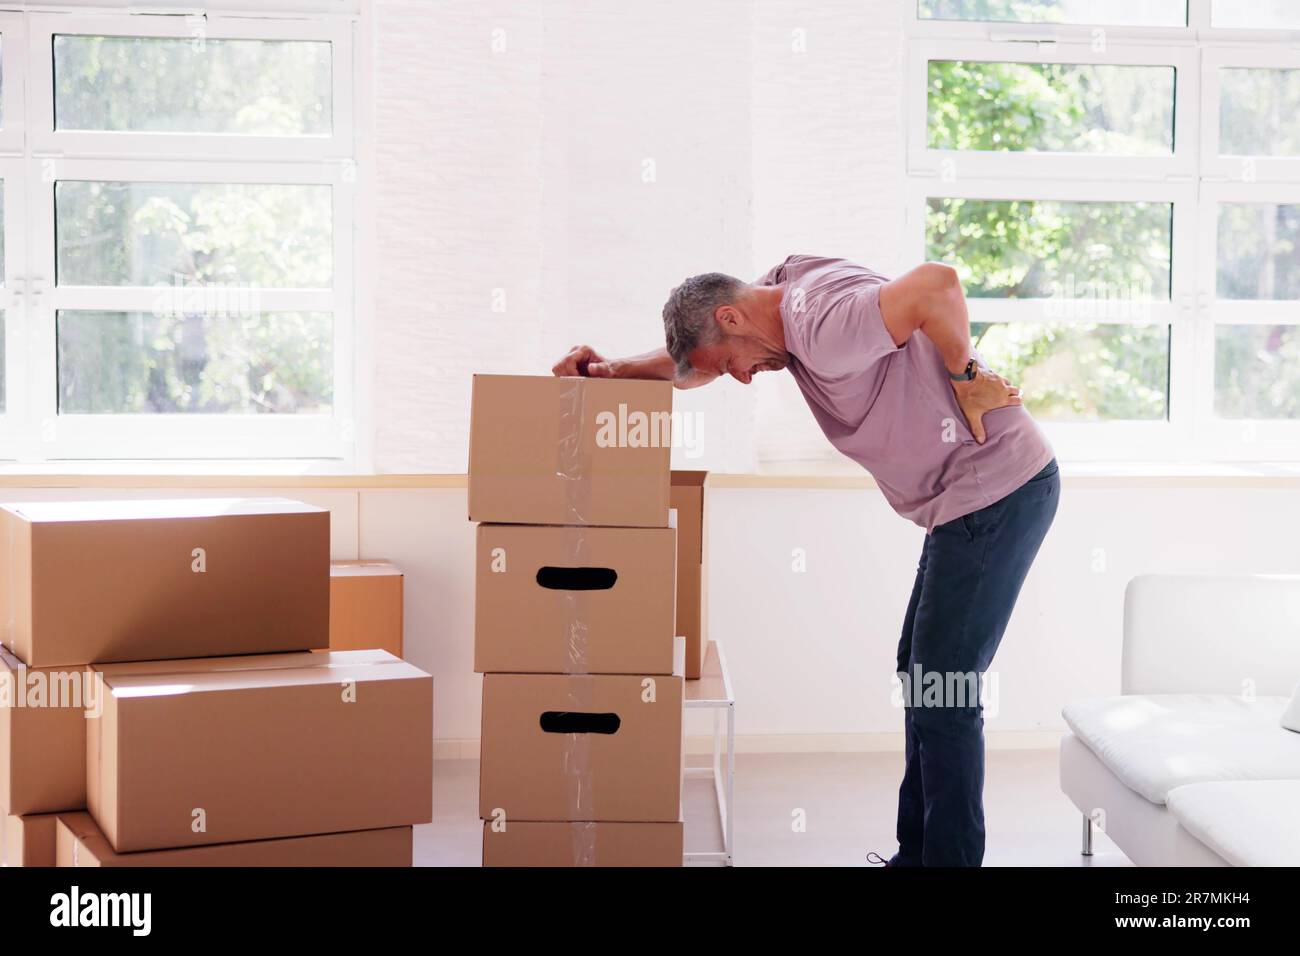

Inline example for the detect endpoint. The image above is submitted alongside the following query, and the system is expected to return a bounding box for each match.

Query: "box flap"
[330,560,403,578]
[94,649,425,695]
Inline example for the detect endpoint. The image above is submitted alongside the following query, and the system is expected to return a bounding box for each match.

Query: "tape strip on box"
[557,379,598,863]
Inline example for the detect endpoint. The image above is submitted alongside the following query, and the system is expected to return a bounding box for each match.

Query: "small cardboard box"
[88,650,433,853]
[482,818,683,867]
[0,645,91,815]
[4,812,59,867]
[56,813,413,867]
[0,497,329,667]
[468,374,672,527]
[330,560,404,657]
[671,471,708,679]
[474,523,676,675]
[479,671,683,823]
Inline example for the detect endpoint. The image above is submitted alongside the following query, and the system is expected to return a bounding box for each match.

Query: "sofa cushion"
[1059,732,1228,866]
[1167,781,1300,866]
[1062,694,1300,805]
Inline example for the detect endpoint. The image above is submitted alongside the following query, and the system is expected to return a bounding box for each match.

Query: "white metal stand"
[683,639,734,866]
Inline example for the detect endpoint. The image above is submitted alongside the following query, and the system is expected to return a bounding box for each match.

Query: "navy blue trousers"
[890,458,1060,867]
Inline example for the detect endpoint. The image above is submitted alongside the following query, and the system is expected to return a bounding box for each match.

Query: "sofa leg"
[1081,814,1094,857]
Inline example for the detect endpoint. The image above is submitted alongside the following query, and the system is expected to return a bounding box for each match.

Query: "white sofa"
[1059,574,1300,866]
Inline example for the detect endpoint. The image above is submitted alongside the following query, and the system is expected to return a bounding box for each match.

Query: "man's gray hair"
[662,272,748,379]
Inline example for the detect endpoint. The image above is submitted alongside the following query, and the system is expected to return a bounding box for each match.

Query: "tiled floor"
[416,748,1133,867]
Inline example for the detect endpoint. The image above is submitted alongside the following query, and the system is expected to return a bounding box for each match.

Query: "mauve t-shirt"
[757,255,1055,532]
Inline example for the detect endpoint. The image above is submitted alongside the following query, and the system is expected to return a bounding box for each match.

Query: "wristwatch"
[949,358,978,382]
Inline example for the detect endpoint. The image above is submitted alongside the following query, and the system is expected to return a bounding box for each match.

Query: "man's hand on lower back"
[951,365,1023,444]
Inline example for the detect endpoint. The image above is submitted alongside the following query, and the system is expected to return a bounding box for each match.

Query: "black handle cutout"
[535,567,618,591]
[539,711,622,735]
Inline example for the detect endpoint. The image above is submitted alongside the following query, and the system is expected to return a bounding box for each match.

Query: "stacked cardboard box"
[0,497,431,867]
[469,374,685,867]
[329,560,405,657]
[671,471,708,679]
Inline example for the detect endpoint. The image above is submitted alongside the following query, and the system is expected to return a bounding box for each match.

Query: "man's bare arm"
[551,344,711,388]
[878,262,975,372]
[878,262,1022,444]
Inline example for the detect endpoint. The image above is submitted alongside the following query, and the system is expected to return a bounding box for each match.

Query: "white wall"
[367,0,905,474]
[707,480,1300,745]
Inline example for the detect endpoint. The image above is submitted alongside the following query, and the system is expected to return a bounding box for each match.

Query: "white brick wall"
[369,0,906,472]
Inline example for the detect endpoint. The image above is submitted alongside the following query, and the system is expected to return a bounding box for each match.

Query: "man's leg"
[908,463,1059,866]
[890,537,929,867]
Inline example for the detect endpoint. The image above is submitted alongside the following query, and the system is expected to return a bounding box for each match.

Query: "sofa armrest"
[1122,574,1300,697]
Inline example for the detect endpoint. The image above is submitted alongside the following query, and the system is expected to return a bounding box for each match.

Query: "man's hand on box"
[951,365,1023,445]
[552,344,617,378]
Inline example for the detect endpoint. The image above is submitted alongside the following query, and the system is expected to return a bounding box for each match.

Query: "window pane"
[1215,325,1300,419]
[1211,1,1300,29]
[926,198,1173,299]
[1220,69,1300,157]
[57,310,332,414]
[928,61,1174,155]
[918,0,1186,26]
[1217,204,1300,300]
[973,322,1169,420]
[53,35,331,136]
[56,181,332,288]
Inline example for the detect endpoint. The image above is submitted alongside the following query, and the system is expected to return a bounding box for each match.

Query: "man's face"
[686,335,789,385]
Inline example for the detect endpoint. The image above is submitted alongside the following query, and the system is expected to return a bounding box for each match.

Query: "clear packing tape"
[556,377,594,676]
[556,378,597,863]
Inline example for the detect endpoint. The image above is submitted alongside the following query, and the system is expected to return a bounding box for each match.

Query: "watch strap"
[949,358,977,382]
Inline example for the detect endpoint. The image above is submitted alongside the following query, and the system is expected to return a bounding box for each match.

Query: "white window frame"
[904,0,1300,462]
[26,13,353,163]
[0,13,28,451]
[907,38,1199,184]
[0,7,358,465]
[904,176,1196,461]
[1201,45,1300,183]
[1196,180,1300,459]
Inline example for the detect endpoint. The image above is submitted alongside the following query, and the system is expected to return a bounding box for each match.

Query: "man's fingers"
[553,345,605,377]
[587,361,613,377]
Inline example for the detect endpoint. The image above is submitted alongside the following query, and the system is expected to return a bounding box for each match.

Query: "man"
[553,255,1059,867]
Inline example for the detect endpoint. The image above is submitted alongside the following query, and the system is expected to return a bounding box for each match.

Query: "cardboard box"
[88,650,433,852]
[475,523,676,674]
[0,645,91,815]
[4,812,59,867]
[56,813,412,867]
[480,672,683,822]
[330,560,404,657]
[468,374,672,527]
[0,497,329,667]
[482,818,682,867]
[671,471,708,679]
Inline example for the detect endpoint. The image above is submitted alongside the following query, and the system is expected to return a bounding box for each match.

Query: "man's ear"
[715,305,741,332]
